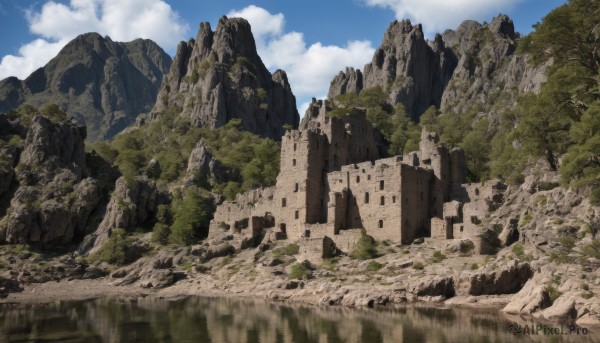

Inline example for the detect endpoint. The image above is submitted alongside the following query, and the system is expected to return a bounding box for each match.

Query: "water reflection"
[0,297,597,343]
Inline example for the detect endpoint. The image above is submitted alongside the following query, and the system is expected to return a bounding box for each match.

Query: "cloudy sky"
[0,0,566,112]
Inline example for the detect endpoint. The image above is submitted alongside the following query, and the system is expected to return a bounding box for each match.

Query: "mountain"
[0,33,172,141]
[329,15,548,122]
[152,16,299,140]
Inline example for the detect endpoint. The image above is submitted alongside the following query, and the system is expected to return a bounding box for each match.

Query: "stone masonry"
[210,98,504,258]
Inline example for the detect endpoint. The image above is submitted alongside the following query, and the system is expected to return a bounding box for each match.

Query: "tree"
[513,67,582,171]
[169,187,212,245]
[461,119,491,181]
[523,0,600,76]
[388,105,420,155]
[560,103,600,204]
[114,150,146,185]
[419,105,438,131]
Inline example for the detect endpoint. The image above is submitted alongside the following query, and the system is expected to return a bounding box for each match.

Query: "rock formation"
[153,16,299,139]
[328,15,548,122]
[0,33,172,141]
[0,114,115,246]
[185,140,226,183]
[80,176,157,254]
[327,67,363,100]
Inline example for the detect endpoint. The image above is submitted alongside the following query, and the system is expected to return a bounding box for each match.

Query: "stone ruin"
[209,99,506,260]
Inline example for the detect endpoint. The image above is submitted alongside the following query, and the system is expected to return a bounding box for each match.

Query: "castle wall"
[329,229,363,252]
[323,157,432,244]
[431,218,450,239]
[272,130,328,239]
[302,100,381,171]
[209,187,276,240]
[399,164,432,243]
[297,236,337,261]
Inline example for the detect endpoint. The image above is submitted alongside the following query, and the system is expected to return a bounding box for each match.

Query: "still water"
[0,296,598,343]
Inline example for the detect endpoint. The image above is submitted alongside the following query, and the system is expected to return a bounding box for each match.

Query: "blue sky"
[0,0,567,112]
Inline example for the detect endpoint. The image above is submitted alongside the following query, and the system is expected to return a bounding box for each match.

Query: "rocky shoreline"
[2,220,599,328]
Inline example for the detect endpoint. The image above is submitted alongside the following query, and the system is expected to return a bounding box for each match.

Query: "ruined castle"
[210,99,503,256]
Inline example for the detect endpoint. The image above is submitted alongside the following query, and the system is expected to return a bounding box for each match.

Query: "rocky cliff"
[0,113,117,247]
[0,33,172,141]
[153,16,299,139]
[329,15,548,121]
[80,176,157,255]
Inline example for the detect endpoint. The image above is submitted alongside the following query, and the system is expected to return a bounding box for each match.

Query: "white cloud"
[0,0,188,80]
[363,0,523,35]
[227,6,375,105]
[227,5,284,38]
[0,39,66,80]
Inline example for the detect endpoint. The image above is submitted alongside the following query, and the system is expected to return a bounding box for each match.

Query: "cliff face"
[153,16,299,140]
[0,33,172,141]
[328,15,548,121]
[0,114,117,246]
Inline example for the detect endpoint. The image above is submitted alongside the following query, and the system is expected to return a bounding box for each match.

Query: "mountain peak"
[489,14,516,40]
[152,17,299,140]
[212,16,259,65]
[0,34,172,141]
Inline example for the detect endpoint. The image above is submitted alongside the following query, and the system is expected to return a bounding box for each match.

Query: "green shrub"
[519,212,533,227]
[256,88,267,100]
[40,103,67,123]
[470,263,480,270]
[512,243,525,257]
[90,229,136,265]
[550,251,571,264]
[321,257,339,271]
[273,244,300,258]
[198,60,212,79]
[350,234,378,260]
[366,261,383,271]
[559,236,576,252]
[191,67,200,84]
[546,285,563,303]
[582,240,600,259]
[431,250,446,263]
[152,223,171,245]
[220,257,232,267]
[412,262,425,270]
[289,262,311,279]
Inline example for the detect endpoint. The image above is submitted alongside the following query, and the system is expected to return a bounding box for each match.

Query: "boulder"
[446,239,475,254]
[468,261,533,295]
[408,276,455,298]
[186,140,226,183]
[113,252,182,289]
[503,275,551,314]
[199,244,235,262]
[0,277,22,298]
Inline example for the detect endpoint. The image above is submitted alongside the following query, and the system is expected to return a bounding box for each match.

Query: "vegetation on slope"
[89,108,280,201]
[329,0,599,202]
[505,0,600,203]
[329,86,421,156]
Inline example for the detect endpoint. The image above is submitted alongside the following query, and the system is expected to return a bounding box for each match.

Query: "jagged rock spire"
[153,16,299,140]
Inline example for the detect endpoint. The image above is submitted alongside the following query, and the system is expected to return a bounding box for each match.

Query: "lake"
[0,296,597,342]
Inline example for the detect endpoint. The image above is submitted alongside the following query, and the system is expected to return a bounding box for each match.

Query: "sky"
[0,0,567,113]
